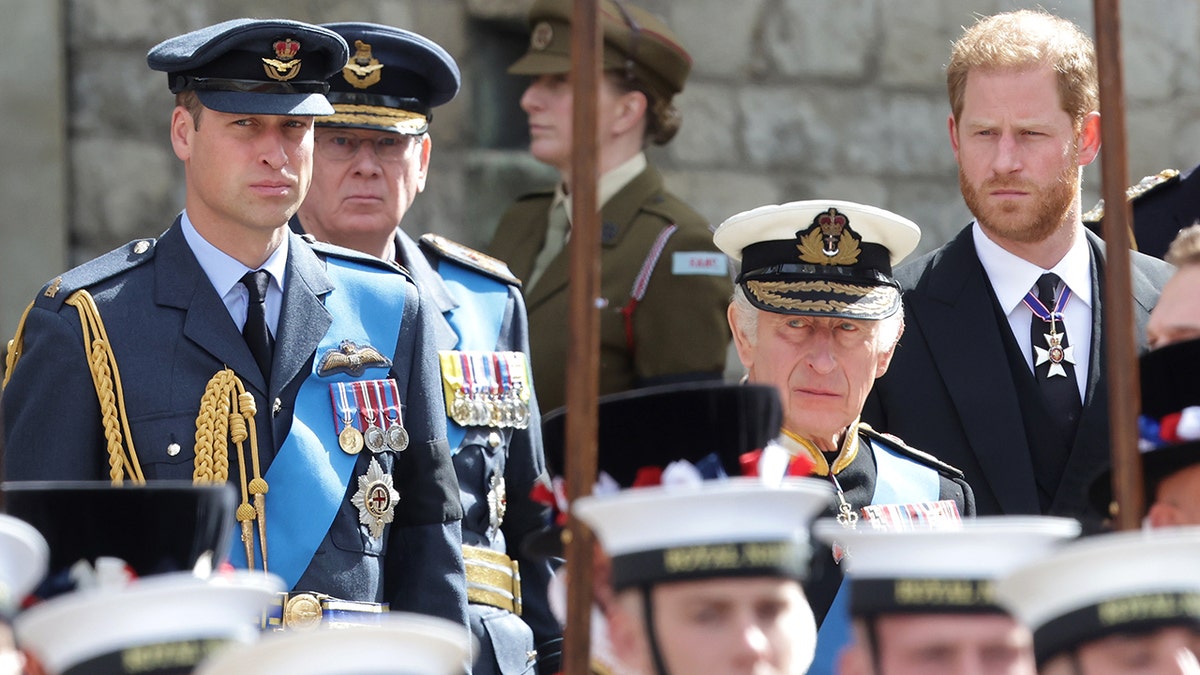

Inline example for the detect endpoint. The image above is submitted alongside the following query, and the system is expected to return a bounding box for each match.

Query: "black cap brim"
[196,89,333,116]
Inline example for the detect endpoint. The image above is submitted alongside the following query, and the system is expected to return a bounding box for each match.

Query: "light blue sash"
[227,257,406,589]
[808,438,943,675]
[438,260,507,451]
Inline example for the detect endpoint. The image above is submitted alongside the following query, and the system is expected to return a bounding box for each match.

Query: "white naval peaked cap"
[0,514,49,614]
[16,571,283,675]
[573,477,834,590]
[813,516,1080,616]
[994,526,1200,666]
[713,200,921,320]
[193,612,473,675]
[713,199,921,267]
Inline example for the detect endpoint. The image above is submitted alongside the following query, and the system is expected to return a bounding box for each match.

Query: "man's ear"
[170,106,195,162]
[415,135,432,193]
[1148,501,1182,529]
[728,304,755,373]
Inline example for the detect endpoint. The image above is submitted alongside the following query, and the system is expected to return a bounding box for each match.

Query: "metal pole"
[1093,0,1144,530]
[562,0,603,672]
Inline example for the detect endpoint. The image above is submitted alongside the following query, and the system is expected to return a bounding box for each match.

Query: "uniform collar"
[181,210,289,297]
[554,152,648,225]
[777,422,861,476]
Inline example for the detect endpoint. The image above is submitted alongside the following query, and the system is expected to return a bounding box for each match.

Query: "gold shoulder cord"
[6,293,146,485]
[194,368,269,572]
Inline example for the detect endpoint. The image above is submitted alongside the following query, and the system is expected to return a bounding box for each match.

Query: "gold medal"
[339,425,364,455]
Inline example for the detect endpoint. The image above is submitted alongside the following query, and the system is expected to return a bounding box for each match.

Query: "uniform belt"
[264,591,387,631]
[463,544,523,616]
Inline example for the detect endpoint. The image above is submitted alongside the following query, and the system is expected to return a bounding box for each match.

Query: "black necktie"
[1029,273,1081,440]
[241,270,274,380]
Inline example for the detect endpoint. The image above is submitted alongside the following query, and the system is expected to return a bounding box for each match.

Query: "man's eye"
[329,136,354,147]
[376,137,400,148]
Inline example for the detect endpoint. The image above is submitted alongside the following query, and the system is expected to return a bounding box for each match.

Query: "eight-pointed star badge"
[352,458,400,539]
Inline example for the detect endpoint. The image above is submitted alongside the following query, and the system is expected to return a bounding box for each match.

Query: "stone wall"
[2,0,1198,341]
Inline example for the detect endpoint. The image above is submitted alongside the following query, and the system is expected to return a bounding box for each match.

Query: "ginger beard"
[960,141,1081,245]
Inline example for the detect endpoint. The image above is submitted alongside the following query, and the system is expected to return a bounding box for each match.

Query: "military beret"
[147,18,349,116]
[995,527,1200,666]
[813,516,1079,618]
[714,200,922,321]
[1088,336,1200,519]
[193,613,472,675]
[319,22,461,135]
[508,0,692,102]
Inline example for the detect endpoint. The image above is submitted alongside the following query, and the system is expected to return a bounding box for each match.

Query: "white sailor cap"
[193,613,472,675]
[813,516,1081,617]
[15,571,283,675]
[573,477,833,590]
[0,514,48,615]
[713,200,921,320]
[994,527,1200,666]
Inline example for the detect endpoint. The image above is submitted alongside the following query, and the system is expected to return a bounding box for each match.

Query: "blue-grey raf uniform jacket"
[1,220,467,626]
[397,230,558,674]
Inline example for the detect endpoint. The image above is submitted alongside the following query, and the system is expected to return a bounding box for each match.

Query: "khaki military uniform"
[489,165,731,412]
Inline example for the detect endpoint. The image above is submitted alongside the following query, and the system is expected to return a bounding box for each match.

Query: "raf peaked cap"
[995,527,1200,667]
[714,199,922,321]
[147,18,349,116]
[320,22,461,135]
[508,0,692,102]
[814,517,1079,618]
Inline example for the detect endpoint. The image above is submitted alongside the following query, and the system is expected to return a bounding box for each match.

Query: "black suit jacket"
[863,226,1173,518]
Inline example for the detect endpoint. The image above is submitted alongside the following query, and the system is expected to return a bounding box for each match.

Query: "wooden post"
[562,0,603,673]
[1093,0,1144,530]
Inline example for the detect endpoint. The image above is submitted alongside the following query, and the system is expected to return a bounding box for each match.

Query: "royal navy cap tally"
[813,516,1080,618]
[319,22,460,135]
[146,18,349,116]
[1090,336,1200,518]
[508,0,692,102]
[194,613,472,675]
[574,477,833,590]
[714,200,922,320]
[0,515,49,615]
[994,527,1200,666]
[16,571,283,675]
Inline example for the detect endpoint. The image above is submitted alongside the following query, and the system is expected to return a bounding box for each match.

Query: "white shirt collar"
[972,222,1092,313]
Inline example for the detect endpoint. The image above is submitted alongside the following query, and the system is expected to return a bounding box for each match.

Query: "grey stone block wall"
[3,0,1198,342]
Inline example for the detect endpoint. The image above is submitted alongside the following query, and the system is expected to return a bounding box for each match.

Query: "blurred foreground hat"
[320,22,460,134]
[508,0,691,102]
[813,516,1080,618]
[714,200,921,320]
[2,481,236,596]
[575,478,832,590]
[526,382,787,558]
[16,571,282,675]
[147,18,348,116]
[194,613,471,675]
[994,527,1200,666]
[0,515,48,616]
[1088,336,1200,519]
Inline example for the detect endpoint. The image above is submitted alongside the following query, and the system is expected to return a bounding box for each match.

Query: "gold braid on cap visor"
[745,279,897,315]
[327,104,428,133]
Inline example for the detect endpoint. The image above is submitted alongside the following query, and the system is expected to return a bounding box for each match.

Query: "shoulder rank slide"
[420,233,520,286]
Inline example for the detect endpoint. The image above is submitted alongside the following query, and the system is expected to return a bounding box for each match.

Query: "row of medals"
[450,385,531,429]
[339,412,408,455]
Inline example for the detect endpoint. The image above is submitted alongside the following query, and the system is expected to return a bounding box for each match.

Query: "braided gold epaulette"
[420,233,521,286]
[1081,168,1181,222]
